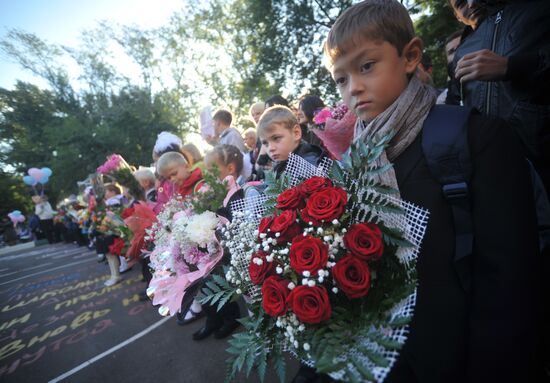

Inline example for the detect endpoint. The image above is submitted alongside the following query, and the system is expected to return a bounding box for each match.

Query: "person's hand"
[205,134,217,145]
[455,49,508,82]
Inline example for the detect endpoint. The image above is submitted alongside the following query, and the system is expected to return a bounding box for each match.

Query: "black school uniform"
[386,113,541,383]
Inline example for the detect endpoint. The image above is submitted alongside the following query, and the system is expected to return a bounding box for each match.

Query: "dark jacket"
[386,113,541,383]
[216,189,244,223]
[273,141,325,178]
[448,1,550,164]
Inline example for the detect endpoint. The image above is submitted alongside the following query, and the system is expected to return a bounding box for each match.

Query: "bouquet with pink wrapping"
[145,195,228,316]
[312,104,357,160]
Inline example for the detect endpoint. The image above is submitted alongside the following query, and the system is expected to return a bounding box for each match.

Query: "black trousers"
[140,257,152,283]
[39,219,54,243]
[203,300,240,328]
[95,235,115,255]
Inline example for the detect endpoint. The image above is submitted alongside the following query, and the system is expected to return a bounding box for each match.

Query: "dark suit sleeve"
[467,115,541,382]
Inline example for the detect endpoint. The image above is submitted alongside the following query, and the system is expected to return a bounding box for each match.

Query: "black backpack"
[422,104,550,291]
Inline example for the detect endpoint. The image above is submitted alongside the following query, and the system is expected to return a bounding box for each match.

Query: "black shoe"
[176,307,204,326]
[192,322,222,341]
[213,320,240,339]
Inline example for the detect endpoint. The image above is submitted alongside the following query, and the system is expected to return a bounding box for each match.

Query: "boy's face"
[330,38,421,122]
[260,123,302,162]
[161,163,191,186]
[213,118,228,136]
[244,131,257,149]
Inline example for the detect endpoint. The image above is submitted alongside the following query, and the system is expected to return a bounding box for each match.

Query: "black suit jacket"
[386,113,541,383]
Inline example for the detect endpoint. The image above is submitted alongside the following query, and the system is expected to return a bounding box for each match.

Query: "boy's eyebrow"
[332,46,379,72]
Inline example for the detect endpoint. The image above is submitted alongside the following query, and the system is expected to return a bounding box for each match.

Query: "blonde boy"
[156,152,204,196]
[156,152,190,185]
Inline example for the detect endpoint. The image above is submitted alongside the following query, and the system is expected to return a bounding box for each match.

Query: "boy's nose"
[348,74,364,96]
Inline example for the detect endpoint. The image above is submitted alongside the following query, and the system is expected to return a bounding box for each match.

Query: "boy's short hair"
[257,106,299,136]
[104,183,122,195]
[133,168,156,185]
[324,0,414,68]
[156,151,188,174]
[213,109,232,125]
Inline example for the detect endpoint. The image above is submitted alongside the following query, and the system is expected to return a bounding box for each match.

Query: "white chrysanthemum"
[184,211,219,246]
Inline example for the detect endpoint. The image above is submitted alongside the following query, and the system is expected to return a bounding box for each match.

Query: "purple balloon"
[28,168,44,182]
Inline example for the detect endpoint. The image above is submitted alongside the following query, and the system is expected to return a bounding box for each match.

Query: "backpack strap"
[422,104,473,291]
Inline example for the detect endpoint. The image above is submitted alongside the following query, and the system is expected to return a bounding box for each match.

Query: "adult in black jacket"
[386,112,542,383]
[448,0,550,193]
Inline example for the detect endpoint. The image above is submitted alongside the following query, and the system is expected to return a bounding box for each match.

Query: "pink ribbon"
[223,175,241,207]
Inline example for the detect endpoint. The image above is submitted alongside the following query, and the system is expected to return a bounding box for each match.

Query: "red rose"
[301,187,347,226]
[261,276,290,317]
[108,237,126,256]
[276,187,305,210]
[299,177,333,196]
[270,210,302,243]
[258,216,274,238]
[289,235,328,274]
[287,285,331,324]
[249,251,276,285]
[332,255,371,299]
[344,223,384,261]
[121,207,135,219]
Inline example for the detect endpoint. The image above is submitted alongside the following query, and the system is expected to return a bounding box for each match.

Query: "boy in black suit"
[322,1,541,382]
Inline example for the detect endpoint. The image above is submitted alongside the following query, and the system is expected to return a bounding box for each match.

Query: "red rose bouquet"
[200,139,430,382]
[108,237,127,256]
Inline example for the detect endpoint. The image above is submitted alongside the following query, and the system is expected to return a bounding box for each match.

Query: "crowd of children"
[6,1,549,381]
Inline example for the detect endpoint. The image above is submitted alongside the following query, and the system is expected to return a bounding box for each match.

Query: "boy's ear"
[403,37,424,75]
[292,124,302,141]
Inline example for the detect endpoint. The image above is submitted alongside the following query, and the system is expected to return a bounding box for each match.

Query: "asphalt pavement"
[0,243,298,383]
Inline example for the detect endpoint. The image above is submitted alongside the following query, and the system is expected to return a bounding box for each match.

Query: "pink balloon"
[28,168,44,182]
[17,215,25,223]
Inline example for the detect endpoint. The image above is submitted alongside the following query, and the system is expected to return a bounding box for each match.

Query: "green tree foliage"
[0,0,461,211]
[0,27,186,206]
[0,170,33,216]
[413,1,462,88]
[189,0,353,106]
